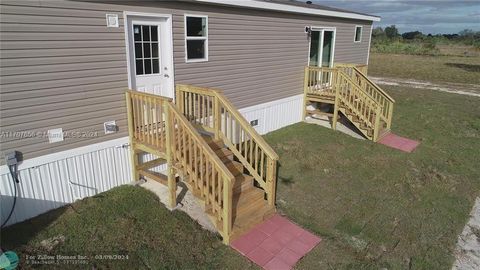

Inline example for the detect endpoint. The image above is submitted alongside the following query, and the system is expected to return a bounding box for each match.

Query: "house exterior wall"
[0,0,373,164]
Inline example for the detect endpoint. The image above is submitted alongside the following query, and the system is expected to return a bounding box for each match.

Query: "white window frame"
[184,14,208,63]
[354,25,363,43]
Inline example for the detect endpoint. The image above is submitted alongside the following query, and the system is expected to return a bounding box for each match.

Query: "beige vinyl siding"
[0,0,372,163]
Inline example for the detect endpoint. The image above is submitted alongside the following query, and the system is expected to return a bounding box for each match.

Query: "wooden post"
[222,176,232,244]
[126,92,139,182]
[387,103,394,130]
[373,106,382,142]
[214,95,221,140]
[266,158,277,207]
[163,102,176,209]
[302,66,309,120]
[332,70,340,131]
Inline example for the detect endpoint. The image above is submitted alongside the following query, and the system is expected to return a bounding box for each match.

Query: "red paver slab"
[246,246,275,267]
[379,132,420,153]
[230,228,268,255]
[231,214,322,269]
[263,257,291,270]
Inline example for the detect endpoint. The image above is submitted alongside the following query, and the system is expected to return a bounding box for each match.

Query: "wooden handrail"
[337,70,383,141]
[176,84,279,207]
[350,67,394,129]
[167,102,235,181]
[215,93,279,161]
[352,67,395,103]
[167,101,235,243]
[126,90,235,244]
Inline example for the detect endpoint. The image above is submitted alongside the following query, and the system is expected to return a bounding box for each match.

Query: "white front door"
[126,15,174,98]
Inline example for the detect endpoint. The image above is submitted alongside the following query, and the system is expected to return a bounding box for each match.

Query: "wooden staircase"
[303,64,395,141]
[125,86,278,245]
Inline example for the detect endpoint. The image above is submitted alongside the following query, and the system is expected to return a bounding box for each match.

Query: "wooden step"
[230,203,276,241]
[201,134,224,150]
[233,174,254,194]
[215,147,234,162]
[306,109,334,117]
[232,187,265,216]
[224,160,244,176]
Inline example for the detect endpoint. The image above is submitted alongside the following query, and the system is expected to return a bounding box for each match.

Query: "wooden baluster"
[333,70,340,130]
[266,158,277,207]
[249,137,253,164]
[237,129,242,154]
[229,114,233,143]
[200,151,204,195]
[182,122,187,170]
[260,152,265,179]
[373,105,382,141]
[206,160,210,203]
[126,92,139,182]
[254,143,259,171]
[387,102,394,130]
[163,102,176,208]
[222,174,232,244]
[224,109,228,140]
[214,96,221,140]
[194,143,198,190]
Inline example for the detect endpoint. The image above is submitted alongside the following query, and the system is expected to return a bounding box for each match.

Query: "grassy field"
[265,86,480,269]
[369,53,480,84]
[1,185,253,269]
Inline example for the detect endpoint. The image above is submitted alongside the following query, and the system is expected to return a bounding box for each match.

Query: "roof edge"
[193,0,381,22]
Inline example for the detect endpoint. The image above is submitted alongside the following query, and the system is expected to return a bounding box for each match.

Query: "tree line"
[373,25,480,46]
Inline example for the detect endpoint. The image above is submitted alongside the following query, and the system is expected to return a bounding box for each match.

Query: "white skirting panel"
[0,137,132,227]
[239,94,304,135]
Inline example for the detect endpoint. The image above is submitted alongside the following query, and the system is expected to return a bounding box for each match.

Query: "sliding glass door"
[308,29,335,68]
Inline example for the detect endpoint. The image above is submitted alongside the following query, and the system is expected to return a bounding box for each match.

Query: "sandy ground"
[453,197,480,270]
[370,77,480,97]
[137,178,217,233]
[305,114,366,140]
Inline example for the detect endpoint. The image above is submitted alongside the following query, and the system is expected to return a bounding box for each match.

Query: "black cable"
[1,165,18,228]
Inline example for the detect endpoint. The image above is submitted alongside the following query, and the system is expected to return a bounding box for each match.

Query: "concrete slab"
[139,178,217,233]
[305,114,366,140]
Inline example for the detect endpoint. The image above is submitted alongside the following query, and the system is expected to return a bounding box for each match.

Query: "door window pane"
[135,43,142,59]
[152,59,159,73]
[142,25,150,41]
[143,43,151,58]
[144,59,152,74]
[136,60,144,75]
[133,24,161,75]
[152,43,159,58]
[134,25,141,41]
[151,26,158,41]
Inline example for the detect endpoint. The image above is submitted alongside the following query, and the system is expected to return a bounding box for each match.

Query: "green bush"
[372,40,440,55]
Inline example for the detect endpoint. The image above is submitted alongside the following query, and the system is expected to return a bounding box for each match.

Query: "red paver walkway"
[379,132,420,153]
[231,214,321,270]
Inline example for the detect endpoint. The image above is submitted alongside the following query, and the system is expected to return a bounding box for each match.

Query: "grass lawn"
[1,185,253,269]
[369,53,480,84]
[265,85,480,269]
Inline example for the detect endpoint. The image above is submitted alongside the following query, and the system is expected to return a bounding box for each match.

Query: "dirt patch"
[370,77,480,97]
